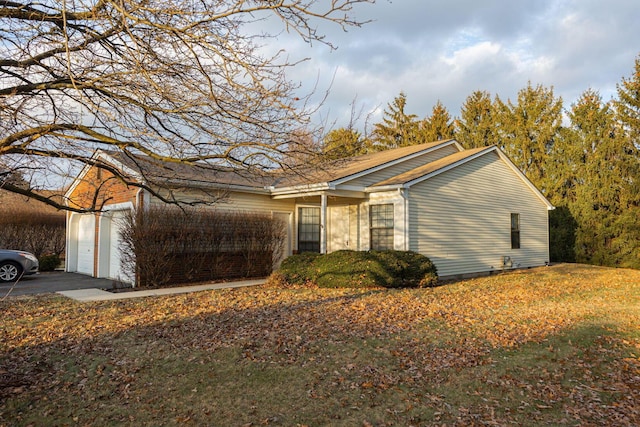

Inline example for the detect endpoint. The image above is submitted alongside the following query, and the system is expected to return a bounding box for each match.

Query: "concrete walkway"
[58,278,265,302]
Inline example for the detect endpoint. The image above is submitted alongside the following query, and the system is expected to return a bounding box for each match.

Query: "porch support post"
[320,193,327,254]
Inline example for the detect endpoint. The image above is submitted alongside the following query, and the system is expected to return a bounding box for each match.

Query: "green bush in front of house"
[38,254,61,272]
[273,250,438,288]
[275,251,322,286]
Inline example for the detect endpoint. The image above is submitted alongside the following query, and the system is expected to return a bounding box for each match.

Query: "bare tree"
[0,0,375,211]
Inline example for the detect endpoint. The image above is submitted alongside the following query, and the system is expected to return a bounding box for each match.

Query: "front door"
[328,205,350,252]
[297,207,320,253]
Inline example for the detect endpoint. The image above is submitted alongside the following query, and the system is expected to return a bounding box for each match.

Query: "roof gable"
[370,146,489,187]
[369,145,554,210]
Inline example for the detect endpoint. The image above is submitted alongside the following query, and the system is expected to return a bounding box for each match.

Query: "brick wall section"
[67,166,139,210]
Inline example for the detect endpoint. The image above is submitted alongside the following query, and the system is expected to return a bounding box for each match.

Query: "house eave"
[268,182,331,197]
[364,184,404,193]
[271,187,366,200]
[157,178,270,194]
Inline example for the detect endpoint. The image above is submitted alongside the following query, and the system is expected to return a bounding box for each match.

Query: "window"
[298,207,320,253]
[370,204,394,250]
[511,213,520,249]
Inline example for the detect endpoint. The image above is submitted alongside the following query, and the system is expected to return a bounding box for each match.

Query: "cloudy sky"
[276,0,640,131]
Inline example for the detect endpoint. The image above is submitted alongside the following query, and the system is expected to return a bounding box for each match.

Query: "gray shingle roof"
[104,151,274,189]
[100,140,458,190]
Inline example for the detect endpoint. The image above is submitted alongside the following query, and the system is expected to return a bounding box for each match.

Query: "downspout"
[135,187,147,213]
[400,188,410,251]
[320,193,327,254]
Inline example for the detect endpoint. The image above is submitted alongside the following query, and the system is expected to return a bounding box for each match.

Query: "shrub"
[0,209,65,259]
[38,254,61,272]
[276,251,321,286]
[120,206,286,288]
[273,250,438,289]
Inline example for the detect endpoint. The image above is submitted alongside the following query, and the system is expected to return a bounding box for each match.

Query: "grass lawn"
[1,263,639,426]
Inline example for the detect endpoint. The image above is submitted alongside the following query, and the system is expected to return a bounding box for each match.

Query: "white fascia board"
[268,182,331,196]
[63,162,93,202]
[271,188,365,200]
[95,151,143,181]
[450,139,465,151]
[63,149,140,202]
[335,184,369,193]
[364,184,403,193]
[330,139,461,187]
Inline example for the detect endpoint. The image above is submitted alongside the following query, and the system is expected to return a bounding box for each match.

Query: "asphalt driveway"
[0,271,115,297]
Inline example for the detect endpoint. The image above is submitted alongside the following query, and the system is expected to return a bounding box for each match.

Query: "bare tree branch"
[0,0,375,210]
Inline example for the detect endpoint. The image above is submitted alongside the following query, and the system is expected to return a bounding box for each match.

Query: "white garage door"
[108,210,127,280]
[77,214,95,275]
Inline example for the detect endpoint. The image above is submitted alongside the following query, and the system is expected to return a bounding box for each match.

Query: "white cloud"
[263,0,640,130]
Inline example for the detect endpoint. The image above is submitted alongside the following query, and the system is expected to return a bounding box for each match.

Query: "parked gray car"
[0,249,39,282]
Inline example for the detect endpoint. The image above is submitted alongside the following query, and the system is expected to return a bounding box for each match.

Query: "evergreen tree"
[611,57,640,268]
[419,100,455,142]
[455,90,498,148]
[494,83,563,192]
[370,92,419,151]
[614,55,640,145]
[321,128,369,160]
[551,88,640,268]
[563,91,620,264]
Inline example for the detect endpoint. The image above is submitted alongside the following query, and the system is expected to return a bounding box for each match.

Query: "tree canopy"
[0,0,374,211]
[418,100,455,143]
[321,128,369,160]
[494,83,563,192]
[456,90,497,149]
[370,92,420,151]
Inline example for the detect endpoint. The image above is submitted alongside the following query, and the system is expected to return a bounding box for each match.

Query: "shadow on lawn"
[1,269,639,426]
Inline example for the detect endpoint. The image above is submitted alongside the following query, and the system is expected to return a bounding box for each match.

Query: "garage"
[67,207,133,282]
[71,213,95,276]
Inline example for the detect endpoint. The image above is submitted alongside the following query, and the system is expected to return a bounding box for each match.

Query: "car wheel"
[0,261,22,282]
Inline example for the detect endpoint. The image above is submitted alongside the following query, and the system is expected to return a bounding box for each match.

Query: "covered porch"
[271,187,408,255]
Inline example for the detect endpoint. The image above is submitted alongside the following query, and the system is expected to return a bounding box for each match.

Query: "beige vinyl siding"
[343,144,459,188]
[409,151,549,277]
[222,191,295,212]
[148,189,295,213]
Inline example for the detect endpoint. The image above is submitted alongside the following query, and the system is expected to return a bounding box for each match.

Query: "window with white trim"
[298,207,321,253]
[370,204,394,250]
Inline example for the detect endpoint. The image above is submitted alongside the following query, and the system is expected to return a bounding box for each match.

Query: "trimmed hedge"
[273,250,438,288]
[119,206,287,287]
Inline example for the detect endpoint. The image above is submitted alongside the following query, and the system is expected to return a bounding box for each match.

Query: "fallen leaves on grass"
[1,263,639,426]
